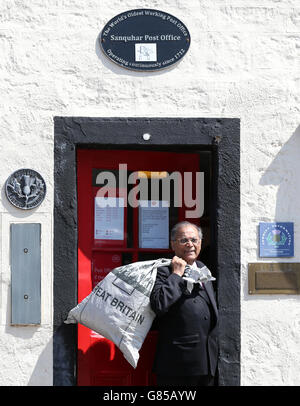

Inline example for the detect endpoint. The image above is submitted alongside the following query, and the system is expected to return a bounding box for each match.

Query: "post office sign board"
[100,9,191,71]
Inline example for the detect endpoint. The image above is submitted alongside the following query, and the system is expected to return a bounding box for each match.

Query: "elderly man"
[150,221,219,386]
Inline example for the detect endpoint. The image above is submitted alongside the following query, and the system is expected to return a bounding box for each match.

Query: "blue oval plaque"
[100,9,191,71]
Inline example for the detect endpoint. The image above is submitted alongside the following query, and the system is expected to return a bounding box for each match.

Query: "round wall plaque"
[100,9,191,71]
[5,169,46,210]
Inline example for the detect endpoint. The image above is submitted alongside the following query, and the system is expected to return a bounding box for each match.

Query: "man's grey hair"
[170,221,203,241]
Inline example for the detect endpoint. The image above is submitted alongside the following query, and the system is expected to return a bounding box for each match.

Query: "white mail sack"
[64,258,171,368]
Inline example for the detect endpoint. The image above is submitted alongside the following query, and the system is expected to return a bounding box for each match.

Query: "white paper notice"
[139,200,169,248]
[94,197,124,240]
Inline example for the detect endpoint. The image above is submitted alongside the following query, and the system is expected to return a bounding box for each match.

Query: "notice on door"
[94,197,124,240]
[139,200,169,249]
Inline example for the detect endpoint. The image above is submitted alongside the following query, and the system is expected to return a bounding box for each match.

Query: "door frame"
[53,117,240,386]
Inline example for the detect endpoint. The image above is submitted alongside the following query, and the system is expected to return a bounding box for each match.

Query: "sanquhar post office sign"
[100,9,191,72]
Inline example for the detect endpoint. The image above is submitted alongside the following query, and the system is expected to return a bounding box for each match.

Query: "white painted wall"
[0,0,299,385]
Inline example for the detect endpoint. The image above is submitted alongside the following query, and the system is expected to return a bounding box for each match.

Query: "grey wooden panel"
[11,223,41,324]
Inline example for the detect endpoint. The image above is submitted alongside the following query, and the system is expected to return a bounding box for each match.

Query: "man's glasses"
[176,238,200,245]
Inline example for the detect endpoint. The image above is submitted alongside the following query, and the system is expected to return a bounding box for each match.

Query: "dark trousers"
[156,374,215,387]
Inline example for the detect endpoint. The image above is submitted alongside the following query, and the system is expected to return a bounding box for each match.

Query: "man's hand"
[171,256,187,277]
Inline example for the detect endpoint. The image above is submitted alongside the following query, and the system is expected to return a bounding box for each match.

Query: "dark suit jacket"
[150,260,219,377]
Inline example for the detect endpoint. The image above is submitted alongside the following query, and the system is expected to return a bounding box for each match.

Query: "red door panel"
[77,149,200,386]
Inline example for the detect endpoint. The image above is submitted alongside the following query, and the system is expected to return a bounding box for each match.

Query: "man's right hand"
[171,256,187,277]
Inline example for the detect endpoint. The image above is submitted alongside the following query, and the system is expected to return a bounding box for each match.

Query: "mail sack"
[64,258,171,368]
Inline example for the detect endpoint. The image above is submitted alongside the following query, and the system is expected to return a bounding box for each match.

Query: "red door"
[77,149,201,386]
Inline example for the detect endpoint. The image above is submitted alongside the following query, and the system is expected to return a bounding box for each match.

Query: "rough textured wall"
[0,0,299,385]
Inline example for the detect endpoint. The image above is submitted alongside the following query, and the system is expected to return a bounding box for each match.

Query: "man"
[150,221,219,386]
